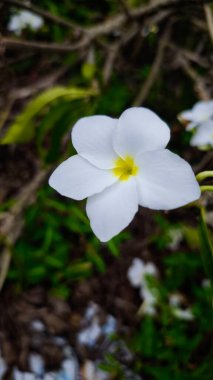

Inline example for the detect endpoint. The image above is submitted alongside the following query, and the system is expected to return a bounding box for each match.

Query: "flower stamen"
[113,156,138,181]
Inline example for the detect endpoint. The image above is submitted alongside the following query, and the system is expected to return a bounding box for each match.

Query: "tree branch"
[1,36,89,52]
[133,22,172,106]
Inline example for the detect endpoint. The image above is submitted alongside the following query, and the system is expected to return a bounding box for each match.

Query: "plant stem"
[196,171,213,182]
[200,185,213,192]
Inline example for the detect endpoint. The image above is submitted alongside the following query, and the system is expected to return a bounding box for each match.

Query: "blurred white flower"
[31,319,45,332]
[49,107,200,242]
[202,278,211,288]
[13,368,24,380]
[61,358,78,380]
[172,308,194,321]
[169,293,184,307]
[167,227,183,250]
[29,354,44,376]
[8,10,43,35]
[85,302,99,321]
[179,100,213,130]
[190,120,213,149]
[127,258,157,287]
[0,353,7,378]
[102,315,116,335]
[169,294,194,321]
[82,360,109,380]
[78,303,117,347]
[140,287,158,316]
[128,258,158,316]
[78,319,102,347]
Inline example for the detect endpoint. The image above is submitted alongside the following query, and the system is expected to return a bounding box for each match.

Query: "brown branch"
[87,0,212,39]
[178,57,210,101]
[1,36,89,52]
[194,151,213,173]
[204,3,213,44]
[2,0,212,55]
[168,42,209,68]
[0,168,50,291]
[3,0,84,34]
[133,22,172,106]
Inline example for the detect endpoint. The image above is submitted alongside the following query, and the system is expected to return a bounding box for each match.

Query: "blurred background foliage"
[0,0,213,379]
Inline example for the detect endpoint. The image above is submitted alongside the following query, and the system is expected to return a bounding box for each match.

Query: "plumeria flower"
[178,100,213,130]
[49,107,200,242]
[8,10,43,35]
[190,120,213,149]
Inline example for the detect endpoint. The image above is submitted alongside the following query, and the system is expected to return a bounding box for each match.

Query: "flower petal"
[49,155,117,200]
[86,179,138,242]
[179,101,213,126]
[71,115,118,169]
[113,107,170,157]
[190,121,213,147]
[135,149,200,210]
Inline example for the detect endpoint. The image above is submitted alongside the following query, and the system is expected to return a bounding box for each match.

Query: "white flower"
[61,358,79,380]
[128,258,158,316]
[202,278,211,288]
[169,294,194,321]
[8,10,43,35]
[167,227,183,250]
[49,107,200,242]
[179,100,213,130]
[172,308,194,321]
[127,258,157,287]
[82,360,109,380]
[78,319,102,347]
[29,354,44,376]
[0,353,7,378]
[169,293,183,307]
[190,120,213,148]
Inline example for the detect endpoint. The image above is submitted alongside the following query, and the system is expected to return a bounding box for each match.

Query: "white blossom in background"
[82,360,109,380]
[202,278,211,288]
[78,302,117,347]
[179,100,213,130]
[127,258,157,287]
[167,227,183,250]
[190,120,213,149]
[169,294,194,321]
[127,258,158,316]
[31,319,45,332]
[29,354,44,377]
[78,319,102,347]
[172,308,194,321]
[8,10,43,35]
[49,107,200,242]
[0,352,7,379]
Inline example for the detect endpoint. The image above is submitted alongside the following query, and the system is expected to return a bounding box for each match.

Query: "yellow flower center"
[112,156,138,181]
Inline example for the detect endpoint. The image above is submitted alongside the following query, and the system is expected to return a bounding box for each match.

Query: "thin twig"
[2,0,211,54]
[179,58,210,101]
[0,168,49,292]
[87,0,212,38]
[133,23,172,106]
[1,36,89,52]
[194,151,213,173]
[204,3,213,43]
[168,42,209,68]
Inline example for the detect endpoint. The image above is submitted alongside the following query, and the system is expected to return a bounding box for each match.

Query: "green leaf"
[1,86,97,144]
[86,244,106,273]
[64,262,92,279]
